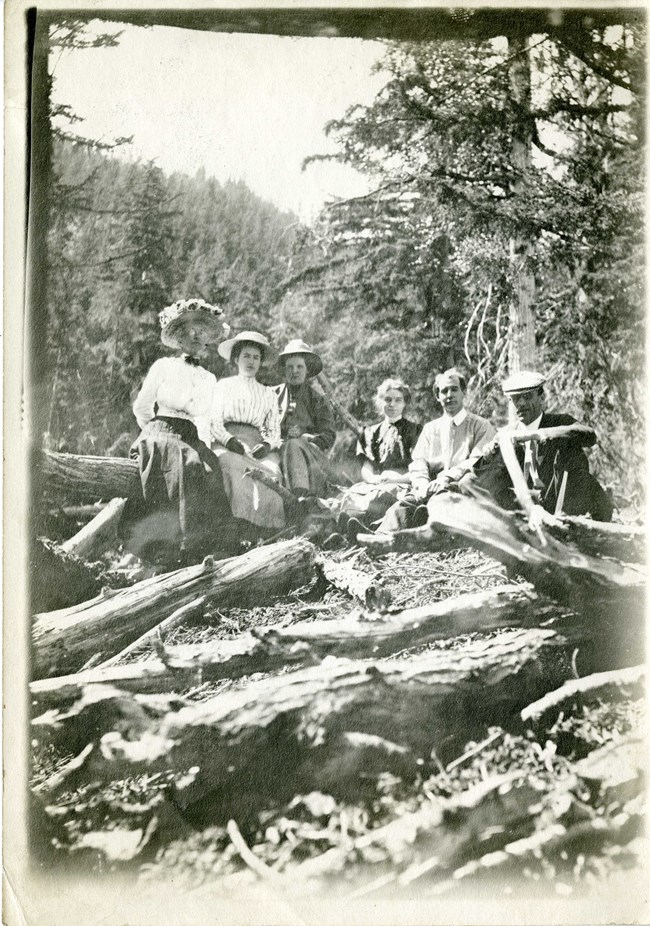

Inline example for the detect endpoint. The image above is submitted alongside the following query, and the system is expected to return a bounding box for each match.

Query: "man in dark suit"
[464,371,613,521]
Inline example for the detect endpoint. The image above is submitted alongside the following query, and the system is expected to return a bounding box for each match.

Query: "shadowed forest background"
[43,18,645,505]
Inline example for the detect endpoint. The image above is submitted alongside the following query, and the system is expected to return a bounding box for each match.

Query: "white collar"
[518,413,543,432]
[444,408,467,426]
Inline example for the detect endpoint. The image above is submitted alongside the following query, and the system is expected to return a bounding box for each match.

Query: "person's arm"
[209,381,235,448]
[306,390,336,450]
[132,359,164,431]
[515,418,596,448]
[408,426,433,498]
[441,418,498,483]
[260,388,282,450]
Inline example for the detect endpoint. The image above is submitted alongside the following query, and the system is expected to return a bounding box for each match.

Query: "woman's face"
[285,357,308,386]
[237,345,262,378]
[380,389,406,422]
[177,323,211,358]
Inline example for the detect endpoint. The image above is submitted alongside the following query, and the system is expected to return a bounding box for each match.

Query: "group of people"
[120,297,612,567]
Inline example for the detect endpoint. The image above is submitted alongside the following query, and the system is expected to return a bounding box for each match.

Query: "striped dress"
[210,374,281,448]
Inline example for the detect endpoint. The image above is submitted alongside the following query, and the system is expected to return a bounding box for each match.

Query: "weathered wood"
[316,555,392,611]
[60,503,109,522]
[315,372,364,440]
[42,450,139,503]
[61,497,127,558]
[243,466,299,512]
[521,665,645,725]
[32,538,316,679]
[97,596,208,669]
[30,584,564,707]
[30,627,607,809]
[549,515,645,564]
[360,493,645,618]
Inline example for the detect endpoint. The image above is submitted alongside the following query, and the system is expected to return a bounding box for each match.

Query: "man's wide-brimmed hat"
[218,330,277,363]
[159,298,229,349]
[502,370,546,395]
[278,339,323,377]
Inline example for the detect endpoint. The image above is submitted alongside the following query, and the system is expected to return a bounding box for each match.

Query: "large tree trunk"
[32,626,579,808]
[507,33,536,375]
[42,450,139,504]
[30,584,570,708]
[361,493,645,619]
[32,537,316,678]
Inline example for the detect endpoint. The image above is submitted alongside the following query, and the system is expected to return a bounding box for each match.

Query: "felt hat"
[159,298,229,350]
[501,370,546,395]
[218,330,277,363]
[278,338,323,377]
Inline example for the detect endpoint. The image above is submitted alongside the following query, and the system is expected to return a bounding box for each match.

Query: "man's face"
[437,376,465,417]
[509,388,545,425]
[285,357,308,386]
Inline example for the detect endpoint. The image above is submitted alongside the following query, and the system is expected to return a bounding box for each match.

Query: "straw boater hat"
[501,370,546,395]
[278,339,323,378]
[159,298,229,350]
[218,330,277,364]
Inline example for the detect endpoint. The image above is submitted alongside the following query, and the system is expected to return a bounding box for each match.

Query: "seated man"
[462,370,614,521]
[377,368,496,532]
[274,339,336,498]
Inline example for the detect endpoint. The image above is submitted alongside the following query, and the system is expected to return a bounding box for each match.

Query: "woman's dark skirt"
[120,417,232,565]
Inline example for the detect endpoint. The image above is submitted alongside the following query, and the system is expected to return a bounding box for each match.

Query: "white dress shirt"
[409,408,496,496]
[132,356,219,446]
[210,374,282,449]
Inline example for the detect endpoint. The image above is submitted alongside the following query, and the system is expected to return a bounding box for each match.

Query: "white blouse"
[132,356,219,446]
[210,374,281,449]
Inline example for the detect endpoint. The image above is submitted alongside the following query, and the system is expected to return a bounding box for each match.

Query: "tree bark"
[360,492,645,619]
[31,584,567,708]
[42,450,139,503]
[60,497,127,558]
[32,537,316,678]
[32,626,576,806]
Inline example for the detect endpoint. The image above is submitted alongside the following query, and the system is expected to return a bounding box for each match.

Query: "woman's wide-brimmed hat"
[159,298,229,349]
[218,330,277,364]
[278,338,323,377]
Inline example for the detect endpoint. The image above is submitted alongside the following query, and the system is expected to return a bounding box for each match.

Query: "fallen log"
[360,493,645,619]
[30,538,127,613]
[316,554,392,611]
[521,665,645,725]
[61,497,127,559]
[29,626,610,809]
[30,583,563,707]
[42,450,139,504]
[32,537,316,679]
[548,515,645,564]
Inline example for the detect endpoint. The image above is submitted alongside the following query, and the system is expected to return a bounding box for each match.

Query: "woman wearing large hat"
[121,298,233,565]
[273,339,336,498]
[209,331,286,535]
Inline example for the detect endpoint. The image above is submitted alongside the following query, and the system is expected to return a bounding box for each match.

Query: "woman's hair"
[374,378,411,415]
[231,340,265,365]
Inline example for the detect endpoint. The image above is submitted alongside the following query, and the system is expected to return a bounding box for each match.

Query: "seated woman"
[274,339,336,498]
[120,298,232,566]
[338,378,421,537]
[210,331,286,539]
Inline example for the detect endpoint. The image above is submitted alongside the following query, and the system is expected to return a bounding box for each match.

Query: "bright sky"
[50,21,387,222]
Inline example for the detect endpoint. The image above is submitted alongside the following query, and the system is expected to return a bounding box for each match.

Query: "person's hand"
[412,482,429,501]
[302,432,317,443]
[428,476,452,496]
[226,437,246,455]
[365,472,383,485]
[286,425,302,438]
[251,441,271,459]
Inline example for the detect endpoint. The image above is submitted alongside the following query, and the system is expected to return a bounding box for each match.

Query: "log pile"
[29,449,646,894]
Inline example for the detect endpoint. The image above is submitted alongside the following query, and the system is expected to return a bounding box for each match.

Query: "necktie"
[184,355,201,367]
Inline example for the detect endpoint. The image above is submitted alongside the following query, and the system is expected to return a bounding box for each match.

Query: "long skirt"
[120,416,232,565]
[280,436,333,497]
[212,423,286,532]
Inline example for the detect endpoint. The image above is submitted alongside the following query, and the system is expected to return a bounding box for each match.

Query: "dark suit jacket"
[471,412,612,520]
[273,382,336,451]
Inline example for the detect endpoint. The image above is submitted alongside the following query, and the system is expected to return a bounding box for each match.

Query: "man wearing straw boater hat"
[273,339,336,498]
[463,370,613,521]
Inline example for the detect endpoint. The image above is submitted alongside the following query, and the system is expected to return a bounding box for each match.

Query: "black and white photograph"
[3,2,647,923]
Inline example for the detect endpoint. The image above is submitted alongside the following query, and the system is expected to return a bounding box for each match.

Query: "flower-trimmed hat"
[278,339,323,378]
[501,370,546,395]
[218,330,277,364]
[159,298,229,349]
